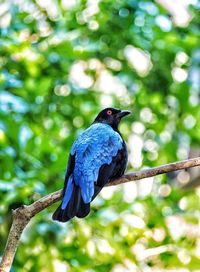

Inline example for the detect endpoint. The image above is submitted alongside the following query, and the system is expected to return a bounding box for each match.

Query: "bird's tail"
[52,175,90,222]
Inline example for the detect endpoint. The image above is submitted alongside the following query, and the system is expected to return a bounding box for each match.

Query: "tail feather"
[52,204,65,221]
[76,199,90,218]
[64,185,81,219]
[92,184,103,200]
[52,182,90,222]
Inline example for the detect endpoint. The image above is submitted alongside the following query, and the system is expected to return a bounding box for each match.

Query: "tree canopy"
[0,0,200,271]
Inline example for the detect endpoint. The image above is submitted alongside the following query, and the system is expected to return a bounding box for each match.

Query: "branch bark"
[0,157,200,272]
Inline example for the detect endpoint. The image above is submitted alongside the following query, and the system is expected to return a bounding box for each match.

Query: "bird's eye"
[107,110,112,115]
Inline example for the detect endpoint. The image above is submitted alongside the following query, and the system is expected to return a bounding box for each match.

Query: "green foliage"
[0,0,200,271]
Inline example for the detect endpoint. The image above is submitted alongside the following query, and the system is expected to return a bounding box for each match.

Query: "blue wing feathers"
[69,123,123,203]
[61,174,74,209]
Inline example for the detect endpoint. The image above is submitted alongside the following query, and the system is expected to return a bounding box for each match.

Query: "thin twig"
[0,157,200,272]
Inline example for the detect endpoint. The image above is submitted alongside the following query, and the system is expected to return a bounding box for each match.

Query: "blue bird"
[52,108,130,222]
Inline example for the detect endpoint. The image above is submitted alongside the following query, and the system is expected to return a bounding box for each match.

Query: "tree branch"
[0,157,200,272]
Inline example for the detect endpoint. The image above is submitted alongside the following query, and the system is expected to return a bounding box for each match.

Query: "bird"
[52,107,130,222]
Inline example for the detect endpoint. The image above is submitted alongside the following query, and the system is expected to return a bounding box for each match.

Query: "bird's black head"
[93,108,131,130]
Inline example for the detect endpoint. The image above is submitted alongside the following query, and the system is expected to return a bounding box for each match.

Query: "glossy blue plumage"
[62,123,123,206]
[52,107,130,222]
[61,174,73,209]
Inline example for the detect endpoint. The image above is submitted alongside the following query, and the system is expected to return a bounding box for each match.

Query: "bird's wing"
[63,153,75,192]
[70,123,123,203]
[61,153,76,209]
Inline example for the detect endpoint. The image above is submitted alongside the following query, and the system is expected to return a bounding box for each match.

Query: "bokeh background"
[0,0,200,271]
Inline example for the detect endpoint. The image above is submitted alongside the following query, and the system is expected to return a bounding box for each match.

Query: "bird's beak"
[116,110,131,119]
